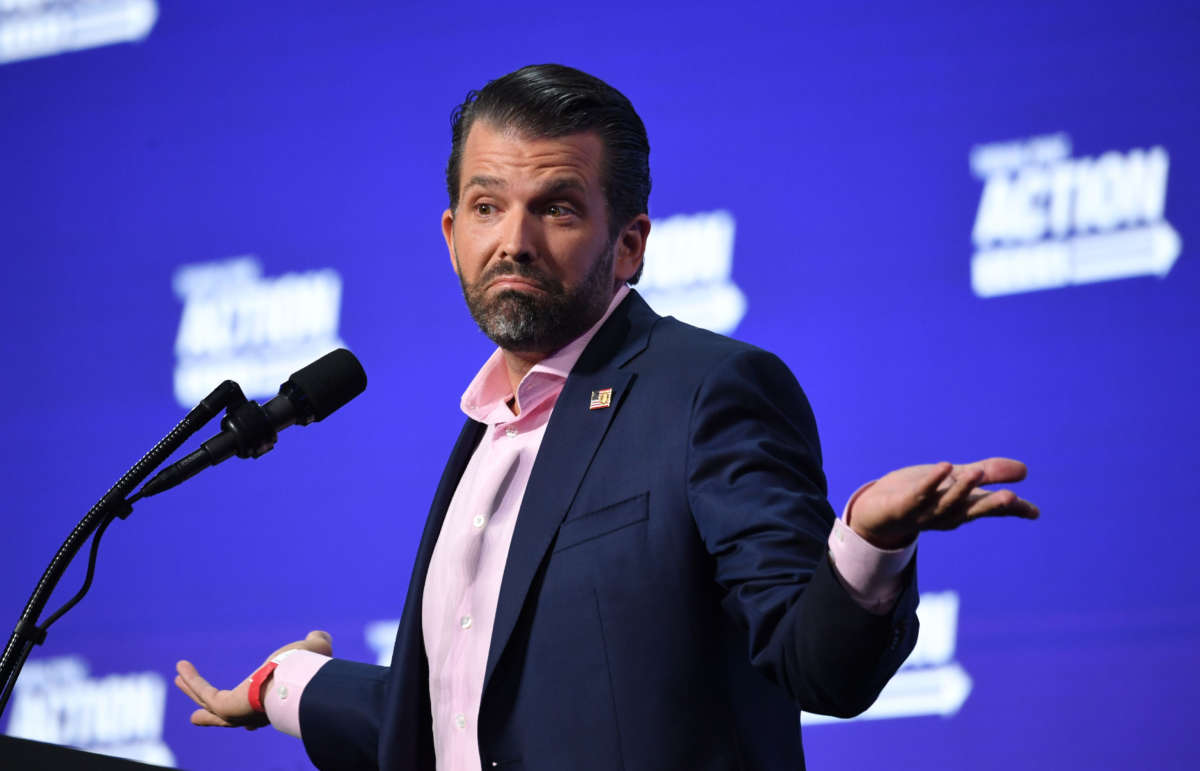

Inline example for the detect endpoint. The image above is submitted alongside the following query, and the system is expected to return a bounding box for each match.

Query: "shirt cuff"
[827,481,917,615]
[262,649,331,739]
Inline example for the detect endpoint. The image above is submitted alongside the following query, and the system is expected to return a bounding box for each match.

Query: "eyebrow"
[464,175,506,192]
[538,178,587,198]
[462,175,587,198]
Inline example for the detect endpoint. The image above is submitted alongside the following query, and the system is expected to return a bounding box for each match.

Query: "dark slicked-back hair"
[445,64,652,283]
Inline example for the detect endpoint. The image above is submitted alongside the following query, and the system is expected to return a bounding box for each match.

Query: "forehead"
[459,122,605,192]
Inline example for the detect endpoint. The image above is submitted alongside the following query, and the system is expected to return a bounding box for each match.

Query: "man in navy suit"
[176,64,1038,770]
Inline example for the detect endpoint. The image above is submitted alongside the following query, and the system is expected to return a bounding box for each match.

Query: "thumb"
[303,630,333,656]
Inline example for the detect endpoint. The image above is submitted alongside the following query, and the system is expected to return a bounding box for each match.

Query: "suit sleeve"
[685,348,918,718]
[298,658,390,770]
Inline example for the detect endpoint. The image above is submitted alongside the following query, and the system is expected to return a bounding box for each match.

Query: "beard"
[457,241,616,354]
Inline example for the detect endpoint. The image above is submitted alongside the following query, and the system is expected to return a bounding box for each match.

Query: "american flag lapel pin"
[589,388,613,410]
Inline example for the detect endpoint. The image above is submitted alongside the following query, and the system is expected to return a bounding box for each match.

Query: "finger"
[934,468,985,517]
[189,707,234,728]
[174,674,207,710]
[175,661,220,708]
[965,490,1040,520]
[913,462,955,505]
[954,457,1027,485]
[269,630,335,662]
[304,630,333,656]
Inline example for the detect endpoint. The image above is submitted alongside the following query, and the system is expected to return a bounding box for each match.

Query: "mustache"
[478,262,561,292]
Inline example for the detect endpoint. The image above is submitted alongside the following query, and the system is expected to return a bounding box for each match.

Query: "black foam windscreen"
[285,348,367,424]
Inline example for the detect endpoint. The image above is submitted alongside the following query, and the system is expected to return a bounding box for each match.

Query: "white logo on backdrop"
[0,0,157,65]
[802,591,971,725]
[639,210,746,334]
[365,619,400,666]
[969,133,1180,297]
[4,656,175,765]
[172,256,347,408]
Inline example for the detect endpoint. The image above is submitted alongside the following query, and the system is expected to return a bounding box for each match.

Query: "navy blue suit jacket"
[299,291,918,770]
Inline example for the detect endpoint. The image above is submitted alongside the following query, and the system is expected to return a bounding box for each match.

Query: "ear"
[613,214,651,284]
[442,208,458,274]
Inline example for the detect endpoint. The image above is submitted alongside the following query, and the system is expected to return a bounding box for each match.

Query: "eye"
[546,204,574,218]
[474,203,495,216]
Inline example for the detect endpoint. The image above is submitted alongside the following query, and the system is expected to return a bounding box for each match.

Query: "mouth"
[486,276,547,294]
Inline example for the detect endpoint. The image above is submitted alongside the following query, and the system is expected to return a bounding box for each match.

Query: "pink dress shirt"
[264,287,915,771]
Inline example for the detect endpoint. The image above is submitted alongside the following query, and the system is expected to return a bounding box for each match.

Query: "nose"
[499,209,538,263]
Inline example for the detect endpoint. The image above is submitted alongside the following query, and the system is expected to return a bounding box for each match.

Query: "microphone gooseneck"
[137,348,367,498]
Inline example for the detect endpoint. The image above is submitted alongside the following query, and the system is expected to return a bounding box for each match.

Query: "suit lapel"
[483,292,657,692]
[417,419,486,582]
[393,418,485,668]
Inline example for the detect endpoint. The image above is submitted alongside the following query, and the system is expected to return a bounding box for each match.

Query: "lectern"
[0,735,177,770]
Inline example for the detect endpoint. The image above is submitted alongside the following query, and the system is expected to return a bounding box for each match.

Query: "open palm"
[175,630,333,729]
[848,457,1039,550]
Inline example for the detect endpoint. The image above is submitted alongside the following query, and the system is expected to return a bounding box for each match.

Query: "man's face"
[443,121,647,355]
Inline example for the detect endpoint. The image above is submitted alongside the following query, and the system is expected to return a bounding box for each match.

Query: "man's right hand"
[174,630,333,729]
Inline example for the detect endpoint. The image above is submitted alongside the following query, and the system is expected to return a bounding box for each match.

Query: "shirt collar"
[460,285,631,424]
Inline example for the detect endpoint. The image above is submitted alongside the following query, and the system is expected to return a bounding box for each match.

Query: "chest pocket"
[553,492,649,552]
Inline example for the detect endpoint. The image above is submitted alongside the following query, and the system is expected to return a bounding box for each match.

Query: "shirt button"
[460,615,473,630]
[472,514,486,528]
[278,686,289,700]
[505,427,518,438]
[454,713,466,730]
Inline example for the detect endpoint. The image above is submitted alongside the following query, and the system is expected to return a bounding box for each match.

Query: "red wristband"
[247,660,279,713]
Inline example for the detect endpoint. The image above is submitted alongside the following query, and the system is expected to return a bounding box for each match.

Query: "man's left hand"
[848,457,1039,550]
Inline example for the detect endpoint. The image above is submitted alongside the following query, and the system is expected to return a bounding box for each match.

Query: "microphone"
[136,349,367,499]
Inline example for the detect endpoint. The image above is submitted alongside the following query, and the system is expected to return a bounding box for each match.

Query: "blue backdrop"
[2,1,1197,768]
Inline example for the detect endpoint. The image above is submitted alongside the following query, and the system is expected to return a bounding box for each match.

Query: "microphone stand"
[0,380,246,720]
